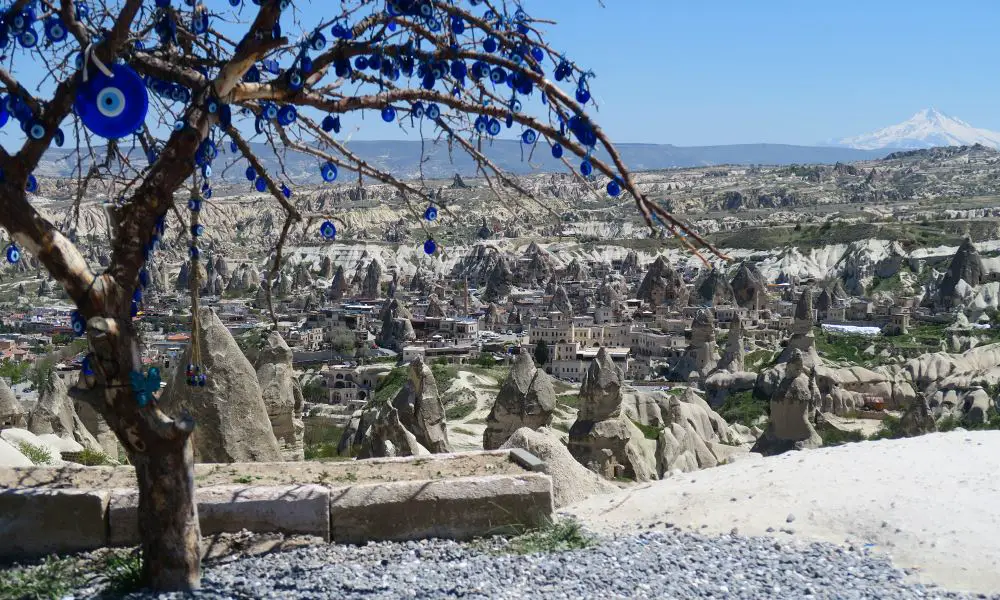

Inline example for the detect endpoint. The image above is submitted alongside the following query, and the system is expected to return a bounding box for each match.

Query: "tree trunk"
[133,436,201,591]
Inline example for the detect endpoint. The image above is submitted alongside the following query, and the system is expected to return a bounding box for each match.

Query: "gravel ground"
[99,529,1000,600]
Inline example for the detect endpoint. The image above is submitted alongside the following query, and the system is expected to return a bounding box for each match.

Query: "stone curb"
[329,472,554,544]
[0,488,110,560]
[0,451,553,560]
[108,484,332,547]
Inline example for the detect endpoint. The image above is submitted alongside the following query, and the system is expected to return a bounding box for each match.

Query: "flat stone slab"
[0,488,109,559]
[109,484,331,547]
[330,473,553,543]
[508,448,546,472]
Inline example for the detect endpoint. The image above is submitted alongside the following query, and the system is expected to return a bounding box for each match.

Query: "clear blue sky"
[4,0,998,148]
[527,0,1000,146]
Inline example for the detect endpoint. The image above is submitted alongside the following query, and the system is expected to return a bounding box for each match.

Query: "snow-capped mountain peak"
[836,108,1000,150]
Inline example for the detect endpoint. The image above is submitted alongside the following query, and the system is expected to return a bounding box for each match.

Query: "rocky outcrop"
[777,288,819,365]
[159,308,283,463]
[317,256,334,279]
[695,269,736,306]
[329,265,349,300]
[547,285,573,316]
[375,298,415,351]
[361,260,383,299]
[568,349,657,481]
[482,257,514,303]
[500,428,616,508]
[563,258,589,281]
[939,237,984,309]
[751,350,823,456]
[425,293,448,318]
[483,349,556,449]
[717,313,746,373]
[392,358,451,453]
[27,373,100,450]
[621,250,640,276]
[730,262,768,309]
[636,256,688,306]
[671,309,719,381]
[255,332,305,462]
[518,242,558,286]
[0,378,26,428]
[341,405,429,459]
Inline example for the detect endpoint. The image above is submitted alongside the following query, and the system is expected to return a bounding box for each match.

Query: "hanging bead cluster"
[186,189,207,388]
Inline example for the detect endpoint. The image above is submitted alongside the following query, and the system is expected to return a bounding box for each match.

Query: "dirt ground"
[0,451,523,490]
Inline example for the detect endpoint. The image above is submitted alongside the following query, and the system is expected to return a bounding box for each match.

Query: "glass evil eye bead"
[71,311,87,336]
[189,245,200,259]
[320,220,336,240]
[25,174,37,193]
[486,118,501,136]
[44,17,66,42]
[426,104,440,120]
[321,115,341,133]
[139,268,150,288]
[27,120,45,140]
[310,31,326,51]
[74,63,149,140]
[5,243,20,264]
[245,166,257,181]
[263,102,278,120]
[229,0,240,5]
[576,85,591,104]
[17,28,38,48]
[423,238,437,255]
[286,69,304,90]
[53,129,65,147]
[281,184,291,199]
[381,106,396,123]
[411,102,425,119]
[483,37,497,53]
[580,160,593,177]
[188,197,202,212]
[607,178,623,197]
[191,224,205,237]
[521,129,537,145]
[277,105,296,126]
[320,162,338,182]
[424,205,437,221]
[254,176,267,192]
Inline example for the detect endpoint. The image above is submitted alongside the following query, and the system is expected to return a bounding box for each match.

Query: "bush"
[718,390,768,427]
[102,549,143,596]
[75,447,117,466]
[629,419,661,440]
[18,441,53,465]
[818,424,866,447]
[472,353,497,368]
[504,519,594,554]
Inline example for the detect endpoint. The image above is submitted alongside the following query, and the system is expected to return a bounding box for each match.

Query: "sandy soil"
[0,451,522,490]
[565,431,1000,594]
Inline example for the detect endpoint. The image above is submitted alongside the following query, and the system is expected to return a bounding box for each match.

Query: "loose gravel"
[101,529,1000,600]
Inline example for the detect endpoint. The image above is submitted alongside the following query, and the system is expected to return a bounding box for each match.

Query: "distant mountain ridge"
[34,141,895,183]
[835,108,1000,151]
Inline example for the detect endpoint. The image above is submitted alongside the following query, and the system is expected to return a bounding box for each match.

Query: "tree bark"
[133,431,201,591]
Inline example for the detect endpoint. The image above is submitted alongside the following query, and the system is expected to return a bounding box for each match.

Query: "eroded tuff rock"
[671,309,719,381]
[695,269,736,306]
[375,298,415,351]
[568,349,657,481]
[938,237,984,309]
[483,349,556,449]
[636,256,688,306]
[0,378,26,429]
[27,373,100,451]
[361,260,383,299]
[730,262,768,309]
[548,285,573,316]
[392,358,450,453]
[751,349,823,456]
[255,332,305,462]
[340,404,429,459]
[160,308,282,463]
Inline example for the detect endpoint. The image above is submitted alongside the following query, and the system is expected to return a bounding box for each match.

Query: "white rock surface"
[566,431,1000,594]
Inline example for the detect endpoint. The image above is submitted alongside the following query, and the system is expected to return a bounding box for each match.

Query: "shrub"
[102,549,143,596]
[18,441,53,465]
[718,390,768,427]
[504,518,594,554]
[0,555,82,599]
[75,447,117,466]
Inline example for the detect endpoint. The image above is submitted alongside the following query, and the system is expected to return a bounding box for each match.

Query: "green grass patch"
[431,361,459,392]
[557,394,580,409]
[817,424,867,447]
[445,401,477,421]
[452,427,476,436]
[503,519,594,554]
[0,555,84,600]
[629,419,662,440]
[75,447,117,466]
[374,366,408,403]
[101,549,143,596]
[744,350,777,370]
[718,390,768,428]
[17,441,53,466]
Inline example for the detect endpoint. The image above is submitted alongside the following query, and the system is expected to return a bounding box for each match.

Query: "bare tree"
[0,0,723,591]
